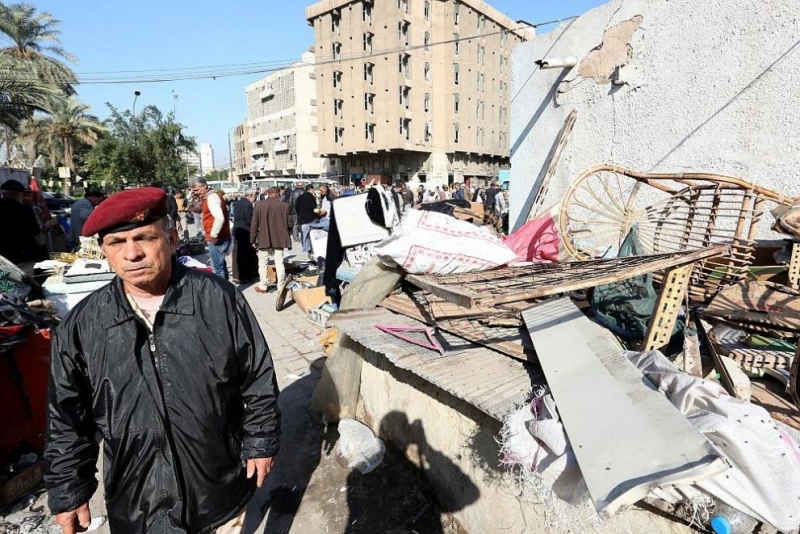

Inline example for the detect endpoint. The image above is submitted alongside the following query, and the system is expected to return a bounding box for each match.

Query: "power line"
[3,18,568,85]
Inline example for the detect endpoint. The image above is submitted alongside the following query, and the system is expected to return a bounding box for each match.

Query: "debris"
[705,281,800,337]
[334,419,385,475]
[522,298,726,516]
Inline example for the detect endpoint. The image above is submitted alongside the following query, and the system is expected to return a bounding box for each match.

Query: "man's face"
[191,184,208,197]
[101,220,177,292]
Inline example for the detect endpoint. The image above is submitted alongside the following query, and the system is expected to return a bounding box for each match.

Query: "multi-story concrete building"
[245,52,340,180]
[232,120,250,182]
[306,0,533,188]
[180,149,201,175]
[199,143,215,175]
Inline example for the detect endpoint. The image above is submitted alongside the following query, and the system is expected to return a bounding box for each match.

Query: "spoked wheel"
[560,166,667,259]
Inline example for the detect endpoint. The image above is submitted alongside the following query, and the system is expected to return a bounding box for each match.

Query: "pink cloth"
[503,207,562,263]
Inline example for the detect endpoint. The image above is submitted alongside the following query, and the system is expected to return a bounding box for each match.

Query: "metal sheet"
[522,298,727,516]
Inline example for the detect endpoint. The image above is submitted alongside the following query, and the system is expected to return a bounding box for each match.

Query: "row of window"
[335,121,505,148]
[332,64,506,96]
[331,0,511,50]
[333,90,506,124]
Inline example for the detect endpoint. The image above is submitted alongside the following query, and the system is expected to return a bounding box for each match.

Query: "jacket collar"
[102,260,195,329]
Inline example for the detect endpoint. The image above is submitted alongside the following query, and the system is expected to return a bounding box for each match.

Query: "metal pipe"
[535,57,578,69]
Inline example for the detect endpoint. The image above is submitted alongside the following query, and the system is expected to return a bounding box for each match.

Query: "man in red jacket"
[191,177,231,279]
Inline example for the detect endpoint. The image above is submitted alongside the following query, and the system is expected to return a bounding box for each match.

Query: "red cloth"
[201,191,231,242]
[83,187,166,237]
[503,206,563,263]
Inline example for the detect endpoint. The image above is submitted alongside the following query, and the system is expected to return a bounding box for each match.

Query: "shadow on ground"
[243,361,470,534]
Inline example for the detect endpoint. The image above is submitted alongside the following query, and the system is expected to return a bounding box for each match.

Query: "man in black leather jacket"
[44,187,280,534]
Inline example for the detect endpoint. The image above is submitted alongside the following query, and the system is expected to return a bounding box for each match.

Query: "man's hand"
[55,502,91,534]
[208,236,218,245]
[246,457,275,488]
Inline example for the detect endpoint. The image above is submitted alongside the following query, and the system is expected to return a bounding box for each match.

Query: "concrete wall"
[509,0,800,234]
[357,349,693,534]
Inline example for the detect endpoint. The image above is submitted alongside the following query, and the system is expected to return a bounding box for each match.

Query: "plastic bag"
[334,418,386,475]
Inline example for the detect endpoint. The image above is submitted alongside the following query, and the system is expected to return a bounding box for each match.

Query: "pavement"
[8,239,460,534]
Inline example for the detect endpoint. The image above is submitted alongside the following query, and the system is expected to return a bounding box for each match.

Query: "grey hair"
[190,176,208,187]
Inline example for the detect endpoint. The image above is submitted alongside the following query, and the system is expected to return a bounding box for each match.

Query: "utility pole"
[227,126,235,183]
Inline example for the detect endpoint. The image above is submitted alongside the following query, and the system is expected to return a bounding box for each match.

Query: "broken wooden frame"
[406,245,727,309]
[559,164,796,301]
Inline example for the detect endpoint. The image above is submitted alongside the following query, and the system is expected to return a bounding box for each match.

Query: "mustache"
[123,262,154,271]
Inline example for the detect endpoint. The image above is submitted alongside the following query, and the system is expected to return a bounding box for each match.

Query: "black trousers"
[231,227,258,282]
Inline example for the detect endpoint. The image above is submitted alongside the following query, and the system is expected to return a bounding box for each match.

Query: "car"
[42,192,77,216]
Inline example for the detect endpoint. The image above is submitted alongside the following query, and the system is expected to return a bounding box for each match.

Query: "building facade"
[244,52,340,181]
[199,143,215,175]
[306,0,533,187]
[180,149,201,176]
[232,120,250,182]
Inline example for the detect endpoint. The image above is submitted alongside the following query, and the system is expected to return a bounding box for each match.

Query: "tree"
[203,169,229,181]
[0,2,77,93]
[83,104,196,191]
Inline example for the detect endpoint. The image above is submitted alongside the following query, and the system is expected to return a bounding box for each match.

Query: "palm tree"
[32,98,105,193]
[0,2,77,93]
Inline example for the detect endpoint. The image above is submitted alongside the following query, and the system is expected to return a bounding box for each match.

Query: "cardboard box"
[292,286,330,315]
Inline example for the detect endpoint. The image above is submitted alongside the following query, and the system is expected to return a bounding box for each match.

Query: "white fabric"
[375,209,518,275]
[627,350,800,531]
[500,351,800,531]
[205,191,225,238]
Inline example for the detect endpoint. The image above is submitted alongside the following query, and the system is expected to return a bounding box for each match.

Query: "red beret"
[82,187,168,237]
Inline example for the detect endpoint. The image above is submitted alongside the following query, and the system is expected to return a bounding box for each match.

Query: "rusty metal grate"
[406,245,727,309]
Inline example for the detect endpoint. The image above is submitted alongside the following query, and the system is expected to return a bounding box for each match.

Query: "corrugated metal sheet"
[329,308,542,421]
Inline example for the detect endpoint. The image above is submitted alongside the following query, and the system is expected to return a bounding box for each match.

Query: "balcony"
[259,87,274,100]
[274,139,289,152]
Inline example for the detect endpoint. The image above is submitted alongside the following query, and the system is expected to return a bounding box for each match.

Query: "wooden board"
[407,245,728,309]
[330,308,542,421]
[522,298,726,516]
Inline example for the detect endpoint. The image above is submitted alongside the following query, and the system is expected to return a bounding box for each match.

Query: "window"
[500,30,507,48]
[398,0,408,13]
[476,100,480,119]
[399,53,410,77]
[398,21,409,46]
[481,101,485,119]
[365,123,375,143]
[499,80,504,97]
[479,45,486,66]
[363,62,374,85]
[332,42,341,60]
[424,62,430,81]
[363,32,373,53]
[363,2,372,24]
[399,118,410,140]
[424,0,430,19]
[333,70,342,90]
[500,55,505,74]
[454,33,459,55]
[334,127,344,145]
[364,93,375,114]
[424,32,430,51]
[454,1,459,25]
[453,63,459,85]
[334,98,343,117]
[477,14,482,31]
[454,123,460,143]
[399,85,410,109]
[425,121,432,142]
[331,11,340,33]
[423,93,430,113]
[454,93,459,115]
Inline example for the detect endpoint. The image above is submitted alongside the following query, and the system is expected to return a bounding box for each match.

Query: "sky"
[30,0,607,169]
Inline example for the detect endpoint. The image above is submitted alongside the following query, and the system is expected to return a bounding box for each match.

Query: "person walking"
[174,190,188,239]
[232,191,258,284]
[44,187,280,534]
[250,187,293,294]
[68,189,104,249]
[289,181,305,242]
[191,177,232,280]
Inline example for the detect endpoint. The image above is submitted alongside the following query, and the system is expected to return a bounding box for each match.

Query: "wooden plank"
[407,245,728,309]
[643,264,694,351]
[522,298,726,516]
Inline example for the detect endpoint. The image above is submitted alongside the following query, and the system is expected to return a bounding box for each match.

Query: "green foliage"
[82,104,196,191]
[203,169,229,181]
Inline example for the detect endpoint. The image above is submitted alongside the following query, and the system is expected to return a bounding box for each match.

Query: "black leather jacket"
[44,263,281,533]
